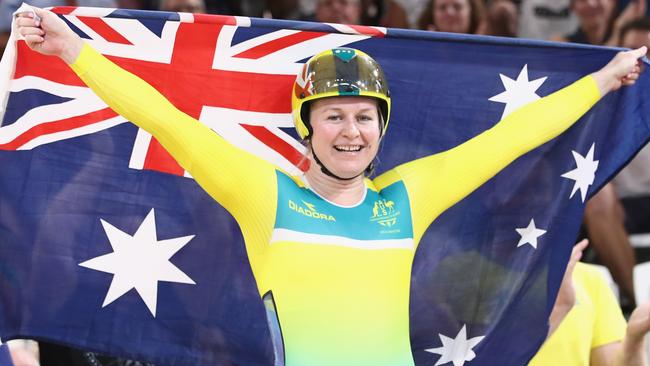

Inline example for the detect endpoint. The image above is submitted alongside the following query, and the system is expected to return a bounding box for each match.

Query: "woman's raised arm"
[14,7,279,226]
[380,47,646,243]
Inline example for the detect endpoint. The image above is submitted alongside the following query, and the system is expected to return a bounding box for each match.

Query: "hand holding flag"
[15,6,82,63]
[591,45,647,93]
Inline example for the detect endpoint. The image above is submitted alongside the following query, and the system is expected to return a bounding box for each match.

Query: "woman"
[417,0,485,33]
[555,0,617,43]
[554,0,646,45]
[16,7,645,366]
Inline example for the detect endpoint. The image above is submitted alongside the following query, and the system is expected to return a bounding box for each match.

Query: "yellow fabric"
[70,43,602,365]
[529,263,627,366]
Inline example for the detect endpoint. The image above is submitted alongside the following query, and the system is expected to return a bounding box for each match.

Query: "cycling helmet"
[291,48,391,140]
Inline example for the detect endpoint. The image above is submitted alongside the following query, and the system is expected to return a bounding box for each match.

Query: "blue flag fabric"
[0,344,12,366]
[0,7,649,366]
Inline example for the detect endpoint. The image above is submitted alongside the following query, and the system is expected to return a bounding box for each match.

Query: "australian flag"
[0,6,649,366]
[0,342,11,366]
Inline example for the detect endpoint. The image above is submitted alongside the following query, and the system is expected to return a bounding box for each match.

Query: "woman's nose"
[341,118,360,137]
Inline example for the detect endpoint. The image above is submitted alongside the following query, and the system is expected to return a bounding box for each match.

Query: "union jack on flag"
[1,6,649,366]
[0,7,387,175]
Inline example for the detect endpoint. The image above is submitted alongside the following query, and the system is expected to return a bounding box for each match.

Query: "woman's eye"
[358,115,372,122]
[327,115,341,120]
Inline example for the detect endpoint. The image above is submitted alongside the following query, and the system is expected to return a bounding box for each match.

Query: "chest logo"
[370,199,400,227]
[288,200,336,222]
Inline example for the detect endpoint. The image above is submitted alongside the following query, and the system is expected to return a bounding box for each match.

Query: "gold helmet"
[291,48,391,140]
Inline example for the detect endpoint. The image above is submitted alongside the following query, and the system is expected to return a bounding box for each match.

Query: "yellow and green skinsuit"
[71,44,600,366]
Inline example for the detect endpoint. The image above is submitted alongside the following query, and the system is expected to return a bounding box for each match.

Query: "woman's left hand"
[592,47,647,96]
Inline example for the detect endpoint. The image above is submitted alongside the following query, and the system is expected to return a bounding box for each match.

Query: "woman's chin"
[330,165,367,179]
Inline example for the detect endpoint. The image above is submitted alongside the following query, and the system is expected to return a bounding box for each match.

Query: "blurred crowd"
[2,0,650,365]
[1,0,650,46]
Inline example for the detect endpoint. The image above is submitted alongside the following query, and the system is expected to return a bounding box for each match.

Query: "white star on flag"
[561,143,599,202]
[79,209,196,317]
[426,324,485,366]
[516,219,547,249]
[489,64,548,119]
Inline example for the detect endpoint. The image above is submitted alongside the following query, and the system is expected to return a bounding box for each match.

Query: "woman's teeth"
[334,145,362,152]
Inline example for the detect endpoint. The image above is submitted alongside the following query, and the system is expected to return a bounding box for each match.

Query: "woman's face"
[309,96,381,179]
[434,0,472,34]
[572,0,616,29]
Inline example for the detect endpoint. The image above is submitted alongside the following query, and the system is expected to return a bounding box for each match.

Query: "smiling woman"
[309,96,381,181]
[14,6,647,366]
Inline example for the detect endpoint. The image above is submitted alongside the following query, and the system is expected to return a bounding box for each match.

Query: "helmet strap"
[311,148,363,181]
[306,111,384,181]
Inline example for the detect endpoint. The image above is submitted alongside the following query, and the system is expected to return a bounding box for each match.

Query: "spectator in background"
[530,240,650,366]
[553,0,646,45]
[159,0,206,13]
[382,0,428,28]
[517,0,578,40]
[417,0,485,33]
[481,0,518,37]
[609,0,648,44]
[552,0,618,43]
[360,0,384,25]
[620,16,650,49]
[265,0,303,20]
[312,0,382,25]
[313,0,361,24]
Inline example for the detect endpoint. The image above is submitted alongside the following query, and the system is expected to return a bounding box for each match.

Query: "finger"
[23,34,44,44]
[19,27,45,37]
[574,238,589,252]
[14,5,42,26]
[15,17,39,28]
[632,46,648,58]
[568,239,589,265]
[15,12,35,19]
[32,7,49,24]
[32,7,48,17]
[625,73,639,80]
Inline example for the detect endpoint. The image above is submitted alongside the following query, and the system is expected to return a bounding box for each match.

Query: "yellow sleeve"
[375,76,600,243]
[69,44,277,237]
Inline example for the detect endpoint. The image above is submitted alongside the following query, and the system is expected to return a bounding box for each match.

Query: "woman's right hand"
[15,7,83,64]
